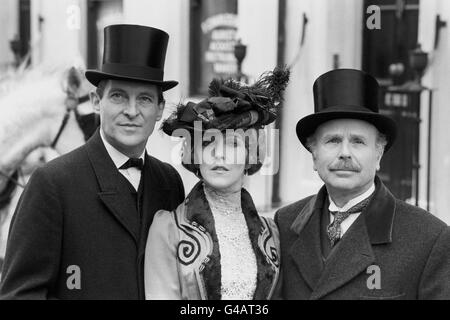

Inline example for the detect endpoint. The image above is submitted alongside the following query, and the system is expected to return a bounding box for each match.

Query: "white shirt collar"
[100,129,146,169]
[328,183,375,213]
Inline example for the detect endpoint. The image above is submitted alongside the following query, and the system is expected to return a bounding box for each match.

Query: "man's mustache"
[329,161,361,172]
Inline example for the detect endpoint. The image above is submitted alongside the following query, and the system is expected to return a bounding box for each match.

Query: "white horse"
[0,65,94,262]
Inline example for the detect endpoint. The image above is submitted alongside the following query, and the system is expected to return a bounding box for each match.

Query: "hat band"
[102,62,164,81]
[317,104,377,113]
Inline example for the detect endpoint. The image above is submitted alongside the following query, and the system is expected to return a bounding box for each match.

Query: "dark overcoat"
[0,131,185,299]
[275,177,450,300]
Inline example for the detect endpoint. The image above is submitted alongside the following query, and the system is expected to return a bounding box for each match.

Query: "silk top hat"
[85,24,178,91]
[296,69,397,152]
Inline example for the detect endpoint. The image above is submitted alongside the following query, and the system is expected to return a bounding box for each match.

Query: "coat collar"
[288,176,396,299]
[85,130,125,192]
[290,176,396,245]
[363,176,396,244]
[311,216,375,299]
[138,153,172,255]
[85,130,170,245]
[183,181,276,300]
[99,129,146,169]
[289,187,326,290]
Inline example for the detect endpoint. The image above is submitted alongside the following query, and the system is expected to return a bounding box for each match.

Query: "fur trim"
[185,182,222,300]
[240,189,275,300]
[184,182,276,300]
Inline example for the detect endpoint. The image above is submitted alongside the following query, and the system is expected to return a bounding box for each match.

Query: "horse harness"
[0,92,98,210]
[51,93,99,148]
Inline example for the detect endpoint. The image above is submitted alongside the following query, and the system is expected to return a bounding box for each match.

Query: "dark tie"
[119,158,144,170]
[327,196,372,247]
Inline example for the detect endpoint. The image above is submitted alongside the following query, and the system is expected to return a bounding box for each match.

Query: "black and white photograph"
[0,0,450,305]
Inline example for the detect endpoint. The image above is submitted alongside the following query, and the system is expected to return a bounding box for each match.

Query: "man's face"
[310,119,383,198]
[91,80,164,157]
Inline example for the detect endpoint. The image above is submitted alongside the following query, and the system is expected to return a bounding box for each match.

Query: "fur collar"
[185,182,276,300]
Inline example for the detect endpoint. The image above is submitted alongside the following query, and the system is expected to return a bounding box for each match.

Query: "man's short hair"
[95,79,165,104]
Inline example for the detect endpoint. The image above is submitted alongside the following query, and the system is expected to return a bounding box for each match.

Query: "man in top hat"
[0,24,185,299]
[275,69,450,300]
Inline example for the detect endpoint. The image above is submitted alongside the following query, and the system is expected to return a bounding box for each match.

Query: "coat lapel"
[308,176,395,299]
[310,215,375,300]
[185,182,222,300]
[289,189,326,291]
[183,182,278,300]
[138,154,171,254]
[240,188,277,300]
[364,176,396,245]
[85,130,139,244]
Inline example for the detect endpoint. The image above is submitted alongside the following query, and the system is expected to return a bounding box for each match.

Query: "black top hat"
[296,69,397,152]
[85,24,178,91]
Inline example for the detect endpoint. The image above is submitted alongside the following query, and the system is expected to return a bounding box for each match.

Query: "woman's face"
[197,131,247,193]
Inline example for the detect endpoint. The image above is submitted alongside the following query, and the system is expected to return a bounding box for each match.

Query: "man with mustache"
[275,69,450,299]
[0,25,184,299]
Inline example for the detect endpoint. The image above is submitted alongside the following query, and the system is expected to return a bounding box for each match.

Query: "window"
[190,0,238,95]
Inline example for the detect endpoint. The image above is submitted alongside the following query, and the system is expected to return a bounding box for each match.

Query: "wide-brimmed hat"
[161,66,290,135]
[296,69,397,152]
[85,24,178,91]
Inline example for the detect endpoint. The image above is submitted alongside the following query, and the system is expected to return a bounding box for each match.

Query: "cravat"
[119,158,144,170]
[327,196,372,247]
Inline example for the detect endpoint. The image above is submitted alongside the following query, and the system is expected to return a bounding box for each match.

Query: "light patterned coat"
[144,182,280,300]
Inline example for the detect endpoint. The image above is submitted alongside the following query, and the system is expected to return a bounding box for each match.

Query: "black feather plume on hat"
[253,66,291,104]
[161,65,290,136]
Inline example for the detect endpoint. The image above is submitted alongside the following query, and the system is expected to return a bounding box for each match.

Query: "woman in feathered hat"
[144,67,290,300]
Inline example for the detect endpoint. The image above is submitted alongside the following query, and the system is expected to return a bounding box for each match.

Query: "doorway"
[362,0,421,202]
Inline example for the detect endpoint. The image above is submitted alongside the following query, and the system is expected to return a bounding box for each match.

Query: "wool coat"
[275,177,450,300]
[0,130,185,299]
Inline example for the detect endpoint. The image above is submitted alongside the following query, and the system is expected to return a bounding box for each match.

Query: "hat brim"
[85,70,178,92]
[161,122,197,137]
[296,109,397,152]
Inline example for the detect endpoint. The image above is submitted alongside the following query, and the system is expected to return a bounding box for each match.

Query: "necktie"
[119,158,144,170]
[327,196,372,247]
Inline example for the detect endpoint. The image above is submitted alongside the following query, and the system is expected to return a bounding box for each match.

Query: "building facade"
[0,0,449,224]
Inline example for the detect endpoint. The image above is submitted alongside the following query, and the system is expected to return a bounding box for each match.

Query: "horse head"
[0,63,96,207]
[0,61,100,261]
